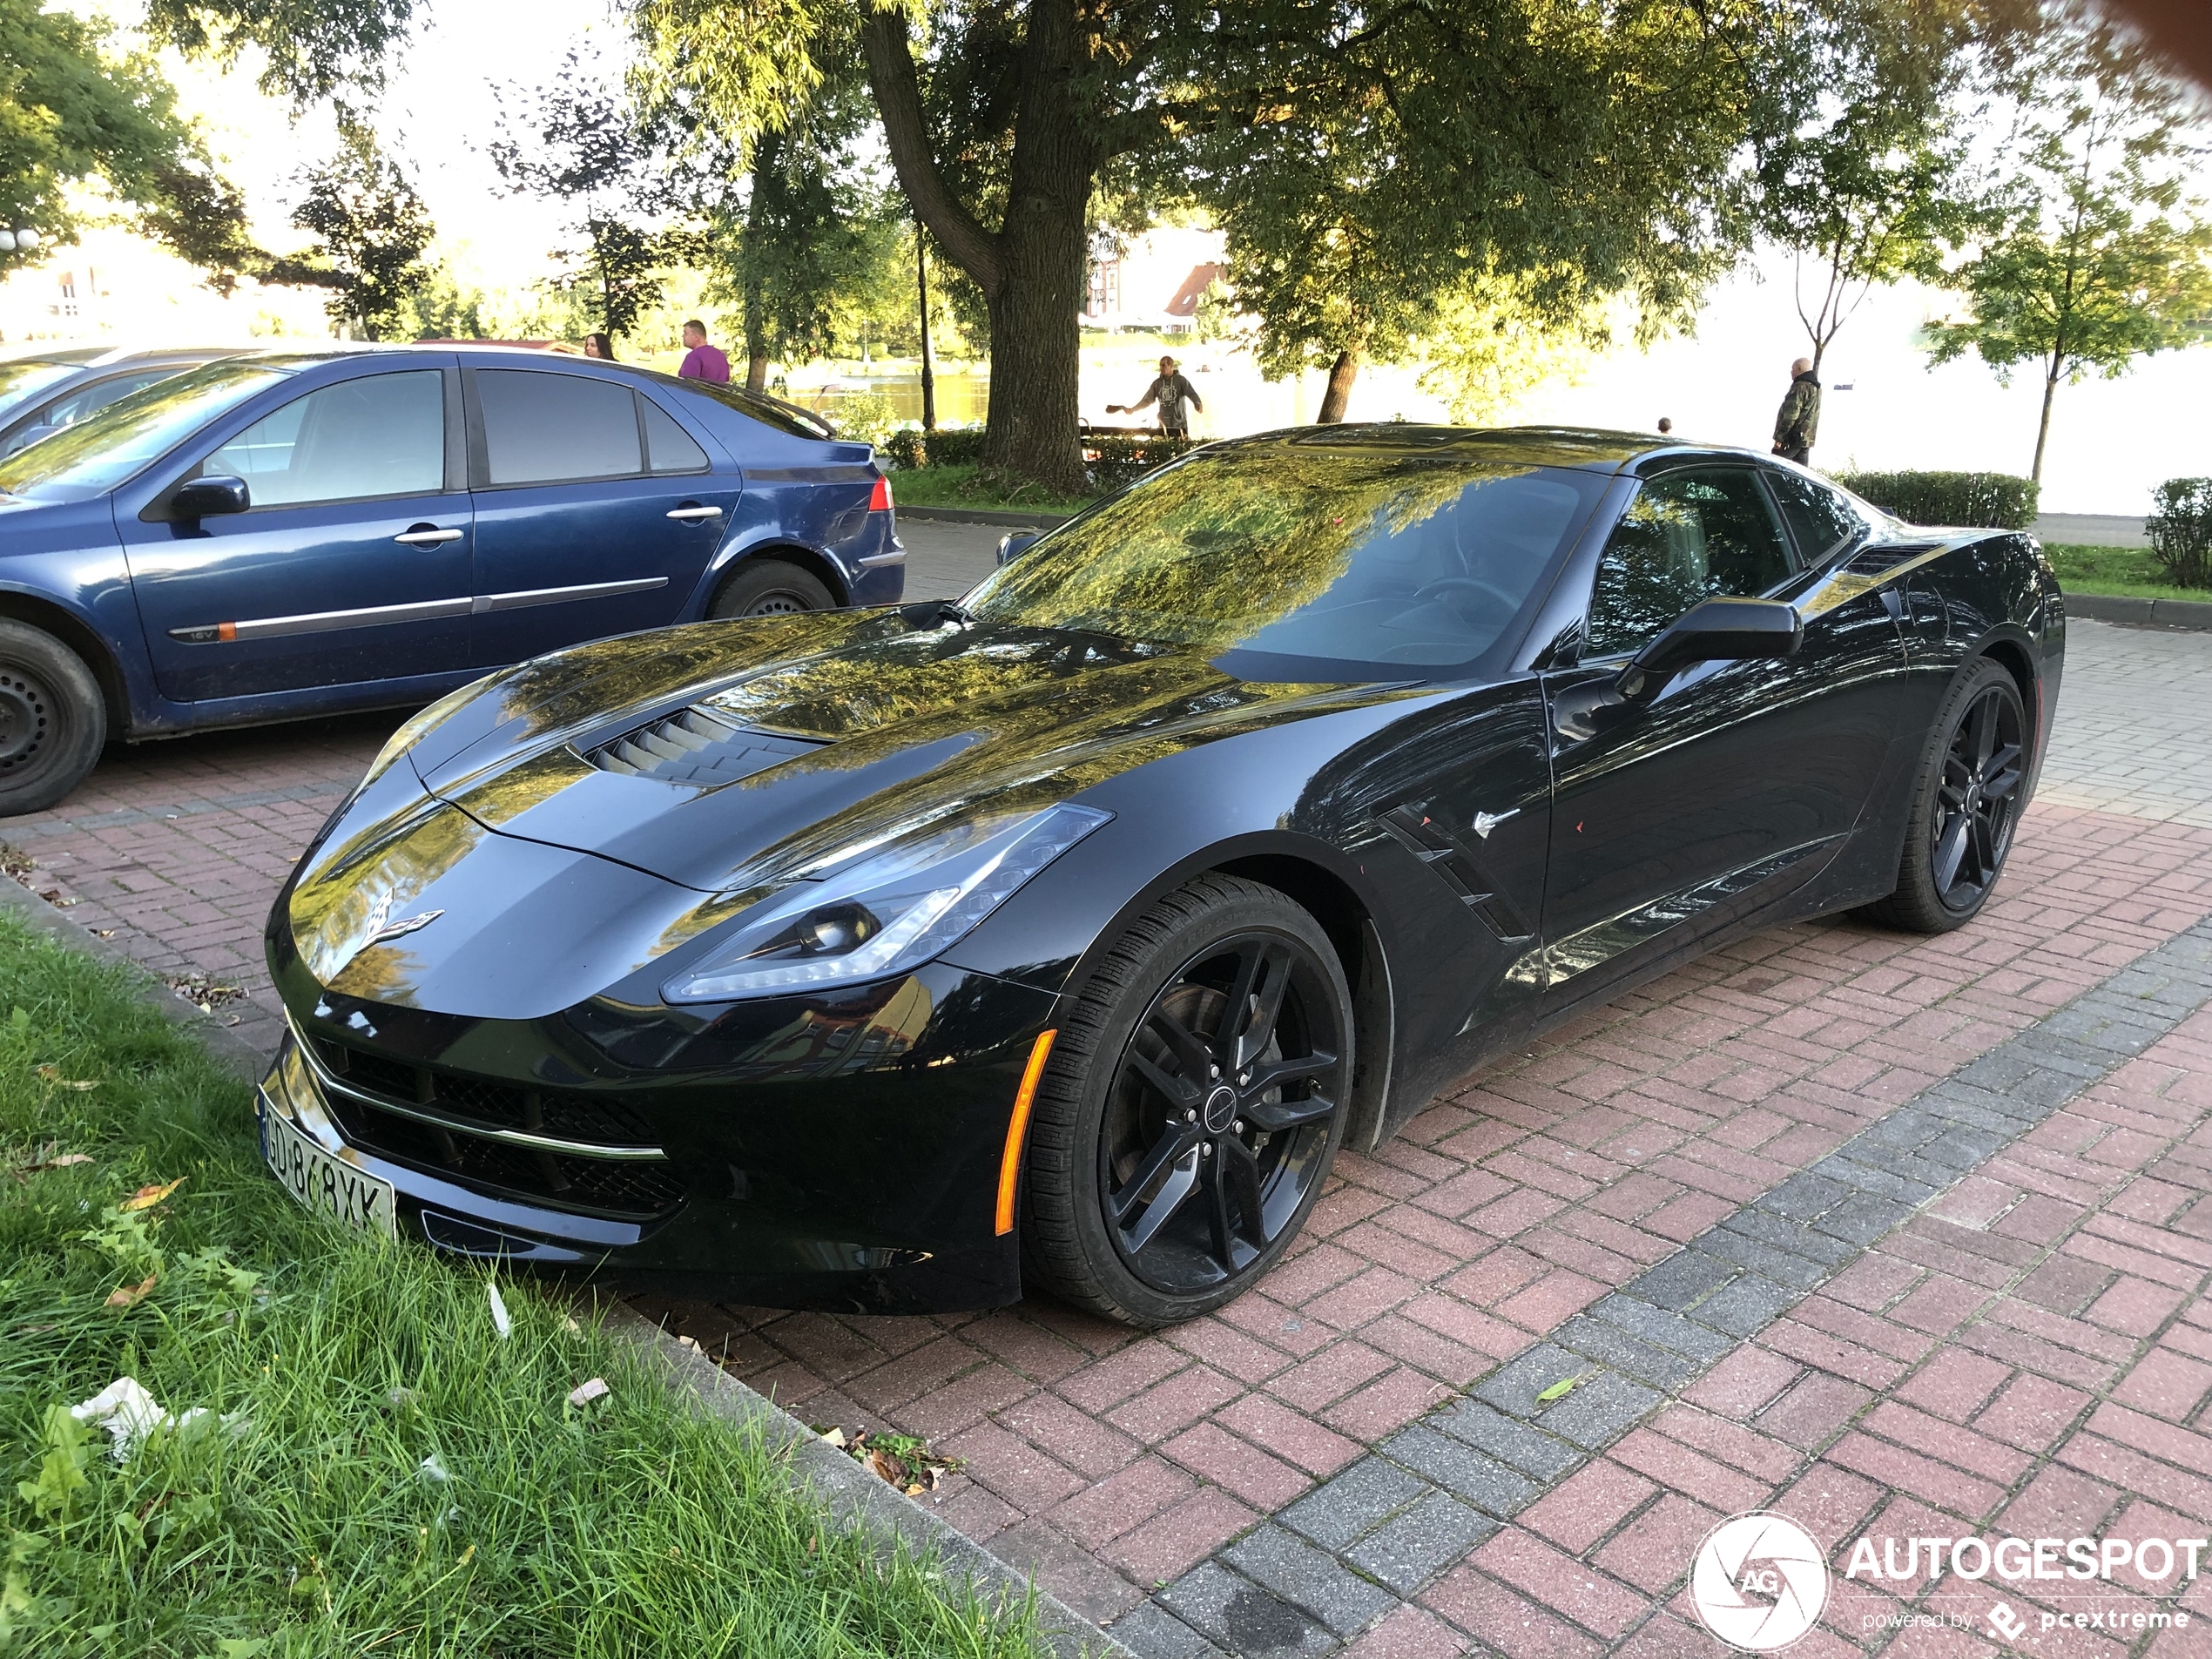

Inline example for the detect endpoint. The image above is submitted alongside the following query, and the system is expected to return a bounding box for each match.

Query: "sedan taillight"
[869,475,894,513]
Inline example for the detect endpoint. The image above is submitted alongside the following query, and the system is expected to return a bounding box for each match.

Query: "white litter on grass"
[420,1453,454,1483]
[487,1282,511,1340]
[567,1378,610,1407]
[69,1377,246,1462]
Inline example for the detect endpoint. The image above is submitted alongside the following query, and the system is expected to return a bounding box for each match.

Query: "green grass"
[0,914,1048,1659]
[2044,543,2212,605]
[889,464,1097,517]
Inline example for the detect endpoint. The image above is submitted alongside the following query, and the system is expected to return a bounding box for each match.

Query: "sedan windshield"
[0,361,288,503]
[0,360,80,422]
[964,442,1606,678]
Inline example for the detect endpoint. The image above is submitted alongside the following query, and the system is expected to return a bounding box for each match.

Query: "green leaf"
[1533,1376,1581,1406]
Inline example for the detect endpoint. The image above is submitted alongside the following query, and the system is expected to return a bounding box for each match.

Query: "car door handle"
[666,504,724,522]
[394,527,464,546]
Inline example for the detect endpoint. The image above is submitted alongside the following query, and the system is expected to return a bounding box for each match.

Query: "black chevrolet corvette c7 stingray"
[258,427,2061,1326]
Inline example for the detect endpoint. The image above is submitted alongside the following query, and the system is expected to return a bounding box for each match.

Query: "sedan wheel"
[708,559,835,619]
[1861,659,2027,933]
[0,621,105,817]
[1023,874,1353,1326]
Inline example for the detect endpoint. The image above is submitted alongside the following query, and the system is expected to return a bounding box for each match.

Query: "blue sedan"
[0,347,904,813]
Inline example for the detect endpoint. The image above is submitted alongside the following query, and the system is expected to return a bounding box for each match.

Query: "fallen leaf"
[869,1447,903,1487]
[91,929,114,939]
[1533,1376,1581,1405]
[818,1426,847,1448]
[38,889,77,907]
[105,1274,158,1308]
[676,1333,704,1355]
[36,1066,98,1090]
[567,1377,610,1407]
[50,1153,92,1167]
[488,1281,511,1339]
[905,1482,924,1496]
[121,1177,183,1212]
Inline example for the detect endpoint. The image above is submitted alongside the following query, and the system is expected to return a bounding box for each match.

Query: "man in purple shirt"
[678,319,732,384]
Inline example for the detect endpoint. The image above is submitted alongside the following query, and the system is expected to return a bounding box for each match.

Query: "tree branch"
[858,8,1003,293]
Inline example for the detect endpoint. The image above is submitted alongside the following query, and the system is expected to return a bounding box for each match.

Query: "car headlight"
[361,672,502,788]
[663,802,1112,1003]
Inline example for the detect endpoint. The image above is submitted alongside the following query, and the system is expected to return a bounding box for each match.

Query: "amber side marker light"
[996,1028,1057,1236]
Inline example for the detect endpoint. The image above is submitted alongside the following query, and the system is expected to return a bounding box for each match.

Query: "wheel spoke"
[1219,1135,1269,1246]
[1146,1006,1217,1082]
[1969,691,1998,765]
[1127,1047,1201,1110]
[1981,744,2025,800]
[1244,1050,1338,1097]
[1203,1154,1237,1266]
[1120,1147,1202,1251]
[1932,813,1970,892]
[1243,1091,1338,1135]
[1110,1127,1202,1226]
[1217,940,1290,1069]
[1969,813,1997,887]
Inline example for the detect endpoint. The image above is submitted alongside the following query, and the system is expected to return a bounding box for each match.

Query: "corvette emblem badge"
[1470,808,1520,840]
[368,908,444,946]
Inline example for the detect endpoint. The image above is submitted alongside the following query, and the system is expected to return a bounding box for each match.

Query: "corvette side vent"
[586,705,824,787]
[1840,543,1937,577]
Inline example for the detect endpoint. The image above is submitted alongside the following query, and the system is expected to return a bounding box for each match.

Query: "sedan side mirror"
[995,531,1042,566]
[172,475,251,521]
[1617,597,1801,700]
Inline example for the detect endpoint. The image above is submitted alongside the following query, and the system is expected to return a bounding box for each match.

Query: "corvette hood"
[413,608,1412,902]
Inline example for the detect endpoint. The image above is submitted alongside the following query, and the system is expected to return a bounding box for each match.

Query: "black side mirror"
[995,531,1042,566]
[172,475,251,521]
[1618,597,1801,699]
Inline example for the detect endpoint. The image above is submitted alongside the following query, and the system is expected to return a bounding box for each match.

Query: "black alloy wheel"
[1861,658,2027,934]
[0,620,105,817]
[1023,874,1354,1326]
[708,559,835,619]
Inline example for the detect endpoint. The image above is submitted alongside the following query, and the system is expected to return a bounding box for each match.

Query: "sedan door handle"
[666,504,724,522]
[394,527,464,546]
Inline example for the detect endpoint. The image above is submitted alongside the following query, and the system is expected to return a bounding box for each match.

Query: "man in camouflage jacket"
[1772,358,1821,463]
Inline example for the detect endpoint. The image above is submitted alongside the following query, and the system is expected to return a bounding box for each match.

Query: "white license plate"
[261,1101,398,1239]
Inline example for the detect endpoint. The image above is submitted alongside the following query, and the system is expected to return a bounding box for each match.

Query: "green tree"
[1925,67,2212,482]
[279,125,436,340]
[0,0,253,284]
[140,0,418,105]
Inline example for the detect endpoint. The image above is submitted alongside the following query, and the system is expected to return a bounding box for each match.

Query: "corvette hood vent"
[587,705,825,787]
[1840,542,1938,577]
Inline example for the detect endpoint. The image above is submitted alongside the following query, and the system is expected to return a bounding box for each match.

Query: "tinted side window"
[641,396,709,473]
[205,371,444,507]
[478,370,642,485]
[46,371,176,429]
[1766,469,1866,564]
[1587,468,1795,657]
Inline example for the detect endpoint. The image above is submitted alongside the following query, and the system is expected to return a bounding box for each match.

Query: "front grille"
[309,1037,655,1147]
[585,705,822,786]
[321,1092,686,1219]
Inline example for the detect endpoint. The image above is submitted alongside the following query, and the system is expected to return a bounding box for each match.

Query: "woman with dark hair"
[583,332,616,361]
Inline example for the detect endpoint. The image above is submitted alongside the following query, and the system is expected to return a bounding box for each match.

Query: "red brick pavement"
[636,800,2212,1631]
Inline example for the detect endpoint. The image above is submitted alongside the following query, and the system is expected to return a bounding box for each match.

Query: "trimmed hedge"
[880,425,1189,491]
[2148,477,2212,590]
[1831,469,2040,530]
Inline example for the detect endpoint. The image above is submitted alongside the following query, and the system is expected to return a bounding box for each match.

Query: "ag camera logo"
[1691,1512,1830,1651]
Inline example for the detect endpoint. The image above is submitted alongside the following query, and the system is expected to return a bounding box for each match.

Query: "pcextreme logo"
[1690,1513,1829,1651]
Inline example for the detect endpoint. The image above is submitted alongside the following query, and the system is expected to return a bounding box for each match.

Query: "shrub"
[881,425,986,469]
[1082,429,1191,490]
[1832,469,2040,530]
[2147,477,2212,590]
[824,388,898,448]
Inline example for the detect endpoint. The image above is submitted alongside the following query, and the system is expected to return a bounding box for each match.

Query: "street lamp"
[0,229,43,253]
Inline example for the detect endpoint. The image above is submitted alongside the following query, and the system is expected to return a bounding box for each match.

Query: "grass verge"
[2044,543,2212,605]
[0,913,1048,1659]
[889,464,1096,518]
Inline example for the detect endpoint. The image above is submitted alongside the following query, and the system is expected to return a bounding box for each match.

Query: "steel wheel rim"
[1098,927,1345,1294]
[0,664,52,773]
[745,591,813,617]
[1932,683,2024,911]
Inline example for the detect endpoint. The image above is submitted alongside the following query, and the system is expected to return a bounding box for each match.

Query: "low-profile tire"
[0,621,105,817]
[1858,658,2028,934]
[1022,873,1355,1327]
[707,558,836,618]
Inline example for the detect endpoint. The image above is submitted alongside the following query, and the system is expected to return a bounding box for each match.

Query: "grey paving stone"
[1379,1425,1543,1516]
[1696,1225,1831,1291]
[1431,1399,1581,1480]
[1552,1312,1703,1390]
[1809,1153,1937,1206]
[1623,1250,1737,1312]
[1113,1602,1227,1659]
[1718,1207,1858,1267]
[1529,1368,1662,1451]
[1757,1170,1851,1221]
[1469,1344,1586,1416]
[1343,1490,1496,1595]
[1588,1293,1739,1361]
[1278,1456,1431,1552]
[1224,1524,1397,1637]
[1689,1272,1802,1337]
[1158,1562,1336,1659]
[1809,1190,1915,1248]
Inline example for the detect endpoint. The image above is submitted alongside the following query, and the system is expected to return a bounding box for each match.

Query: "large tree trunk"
[742,131,778,395]
[860,3,1091,496]
[1316,349,1359,423]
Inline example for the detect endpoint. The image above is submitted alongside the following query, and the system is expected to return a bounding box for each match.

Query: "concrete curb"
[0,871,267,1082]
[606,1301,1135,1659]
[2069,592,2212,631]
[899,504,1078,529]
[0,868,1123,1658]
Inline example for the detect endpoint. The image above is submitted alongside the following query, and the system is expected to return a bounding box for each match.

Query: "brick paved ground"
[0,540,2207,1658]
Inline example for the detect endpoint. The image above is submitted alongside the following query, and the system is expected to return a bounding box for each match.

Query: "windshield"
[0,361,79,422]
[0,361,289,503]
[963,442,1607,678]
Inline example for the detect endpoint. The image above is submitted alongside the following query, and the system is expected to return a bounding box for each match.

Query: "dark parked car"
[0,347,236,458]
[257,427,2060,1326]
[0,347,901,813]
